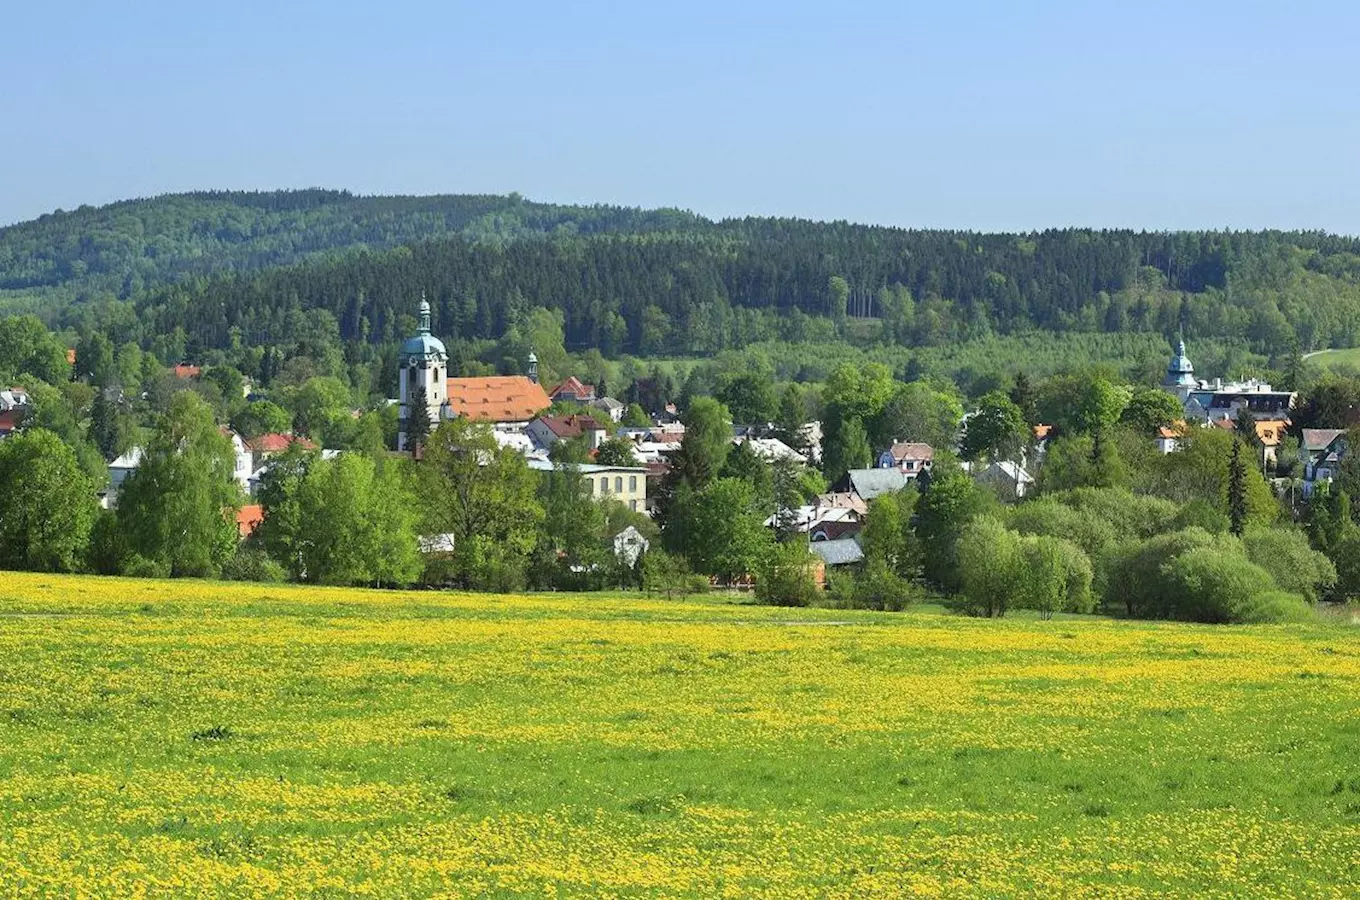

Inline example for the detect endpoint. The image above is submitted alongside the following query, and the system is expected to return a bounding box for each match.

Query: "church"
[398,296,551,450]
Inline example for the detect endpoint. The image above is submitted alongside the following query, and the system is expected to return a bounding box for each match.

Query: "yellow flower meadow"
[0,572,1357,897]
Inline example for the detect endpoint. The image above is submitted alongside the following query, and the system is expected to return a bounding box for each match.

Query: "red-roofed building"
[173,364,202,380]
[548,376,596,403]
[445,375,551,426]
[526,414,609,450]
[0,409,23,437]
[236,504,264,540]
[244,433,316,468]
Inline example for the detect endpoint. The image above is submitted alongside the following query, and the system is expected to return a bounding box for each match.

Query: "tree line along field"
[1,575,1357,897]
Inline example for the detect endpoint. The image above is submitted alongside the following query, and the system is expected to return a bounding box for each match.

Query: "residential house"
[103,447,145,508]
[1302,428,1348,497]
[875,441,934,476]
[244,432,316,470]
[613,525,649,567]
[591,396,626,423]
[1162,340,1295,423]
[831,468,915,502]
[734,435,808,466]
[0,408,22,439]
[1156,425,1183,455]
[548,376,596,404]
[172,364,202,380]
[236,504,264,540]
[764,504,862,542]
[526,414,610,451]
[975,460,1034,500]
[809,538,864,569]
[0,387,30,411]
[526,458,649,513]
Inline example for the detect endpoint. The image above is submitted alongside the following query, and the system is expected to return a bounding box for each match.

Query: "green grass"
[1309,347,1360,371]
[0,572,1357,896]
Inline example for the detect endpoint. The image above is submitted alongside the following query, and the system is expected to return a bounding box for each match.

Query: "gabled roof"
[535,413,606,439]
[236,504,264,539]
[843,468,913,500]
[446,376,551,423]
[888,441,934,461]
[172,364,201,379]
[809,538,864,567]
[592,396,625,410]
[979,460,1034,484]
[1302,428,1347,452]
[245,433,317,454]
[548,376,595,401]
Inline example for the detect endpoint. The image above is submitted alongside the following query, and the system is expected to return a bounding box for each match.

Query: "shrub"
[122,554,170,579]
[221,547,286,583]
[1161,548,1287,624]
[954,516,1022,617]
[1241,527,1337,604]
[853,561,917,612]
[755,540,820,608]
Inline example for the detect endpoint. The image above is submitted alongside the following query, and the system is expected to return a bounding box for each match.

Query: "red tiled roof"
[446,376,551,423]
[245,433,317,453]
[236,504,264,539]
[0,409,22,434]
[548,376,595,401]
[173,364,202,379]
[888,441,934,461]
[537,413,605,439]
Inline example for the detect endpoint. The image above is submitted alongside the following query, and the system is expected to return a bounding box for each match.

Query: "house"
[816,491,869,517]
[103,447,145,508]
[875,442,934,475]
[548,376,596,404]
[236,504,264,540]
[591,396,626,423]
[526,458,649,513]
[975,460,1034,500]
[809,538,865,569]
[1156,425,1183,455]
[831,468,915,502]
[1162,340,1295,423]
[1302,429,1348,496]
[0,387,30,411]
[172,364,202,380]
[244,432,316,471]
[0,408,22,438]
[613,526,649,567]
[525,414,610,451]
[764,504,861,541]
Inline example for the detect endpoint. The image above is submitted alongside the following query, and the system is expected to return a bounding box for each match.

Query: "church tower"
[1163,338,1198,402]
[398,294,448,451]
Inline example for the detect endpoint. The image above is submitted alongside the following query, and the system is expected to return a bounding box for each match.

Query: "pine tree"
[1228,439,1248,537]
[404,384,431,452]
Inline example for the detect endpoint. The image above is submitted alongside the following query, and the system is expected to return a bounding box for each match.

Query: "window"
[600,477,610,493]
[614,477,623,493]
[629,475,638,492]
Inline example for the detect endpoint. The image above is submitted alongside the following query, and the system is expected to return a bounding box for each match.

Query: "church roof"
[446,376,551,423]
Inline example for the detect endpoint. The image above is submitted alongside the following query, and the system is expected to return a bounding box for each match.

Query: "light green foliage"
[593,437,638,468]
[961,390,1028,462]
[1036,375,1131,435]
[676,478,773,582]
[1161,548,1303,625]
[823,415,871,480]
[672,397,732,490]
[860,489,919,579]
[115,392,241,578]
[231,400,293,439]
[914,464,989,592]
[1120,387,1184,434]
[1241,527,1336,604]
[294,453,420,586]
[955,516,1022,617]
[872,381,963,451]
[716,370,778,425]
[534,462,609,588]
[0,315,70,385]
[1015,535,1094,618]
[754,538,820,607]
[851,561,917,612]
[419,418,544,591]
[1148,427,1277,527]
[288,376,352,441]
[0,428,96,572]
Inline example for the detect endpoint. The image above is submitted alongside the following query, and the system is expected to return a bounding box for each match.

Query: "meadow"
[1309,347,1360,371]
[0,573,1357,897]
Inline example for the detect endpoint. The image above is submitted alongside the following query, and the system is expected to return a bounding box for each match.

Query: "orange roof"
[65,348,76,366]
[1033,424,1052,441]
[1255,419,1288,447]
[446,376,550,423]
[548,376,595,401]
[245,433,316,454]
[236,504,264,539]
[173,364,201,379]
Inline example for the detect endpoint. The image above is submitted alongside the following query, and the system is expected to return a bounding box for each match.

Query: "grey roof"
[845,468,913,500]
[1302,428,1347,452]
[809,538,864,567]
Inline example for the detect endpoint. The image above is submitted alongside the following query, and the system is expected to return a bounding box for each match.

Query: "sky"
[3,1,1359,232]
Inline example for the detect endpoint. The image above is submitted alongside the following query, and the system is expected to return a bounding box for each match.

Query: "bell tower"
[398,293,449,450]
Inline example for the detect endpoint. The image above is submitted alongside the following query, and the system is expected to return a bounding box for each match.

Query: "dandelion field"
[0,574,1358,897]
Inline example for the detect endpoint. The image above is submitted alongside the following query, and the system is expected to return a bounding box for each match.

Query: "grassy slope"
[1310,347,1360,370]
[0,573,1357,897]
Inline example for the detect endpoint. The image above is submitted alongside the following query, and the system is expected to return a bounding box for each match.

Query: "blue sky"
[2,1,1358,231]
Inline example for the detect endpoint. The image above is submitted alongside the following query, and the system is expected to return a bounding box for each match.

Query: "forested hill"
[7,189,1360,365]
[0,189,702,300]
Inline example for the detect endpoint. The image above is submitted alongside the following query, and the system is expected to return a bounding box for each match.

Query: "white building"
[397,295,449,451]
[1163,340,1294,423]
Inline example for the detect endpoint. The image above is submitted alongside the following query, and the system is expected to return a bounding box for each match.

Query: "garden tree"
[1104,527,1218,618]
[720,440,773,507]
[252,443,315,579]
[1162,548,1308,624]
[1120,387,1184,434]
[231,400,293,438]
[1050,485,1181,539]
[754,537,820,607]
[419,418,543,590]
[75,331,115,387]
[1241,527,1336,604]
[0,315,70,385]
[671,397,732,491]
[859,489,919,578]
[1227,439,1248,537]
[403,384,432,452]
[676,477,773,583]
[293,453,419,586]
[622,403,651,428]
[1035,374,1130,435]
[20,379,105,481]
[716,371,778,425]
[289,375,351,440]
[1146,427,1277,527]
[914,462,989,591]
[1009,371,1036,424]
[872,380,963,452]
[1308,489,1354,557]
[88,388,135,461]
[823,414,872,480]
[0,428,96,572]
[1015,535,1095,618]
[773,382,811,451]
[961,391,1028,462]
[955,516,1022,617]
[1293,374,1360,430]
[1037,433,1130,493]
[593,437,639,468]
[1327,429,1360,503]
[821,363,895,473]
[116,391,241,578]
[534,461,610,588]
[852,560,918,611]
[201,366,246,410]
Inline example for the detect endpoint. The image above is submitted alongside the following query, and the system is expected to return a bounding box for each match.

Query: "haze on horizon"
[3,1,1358,234]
